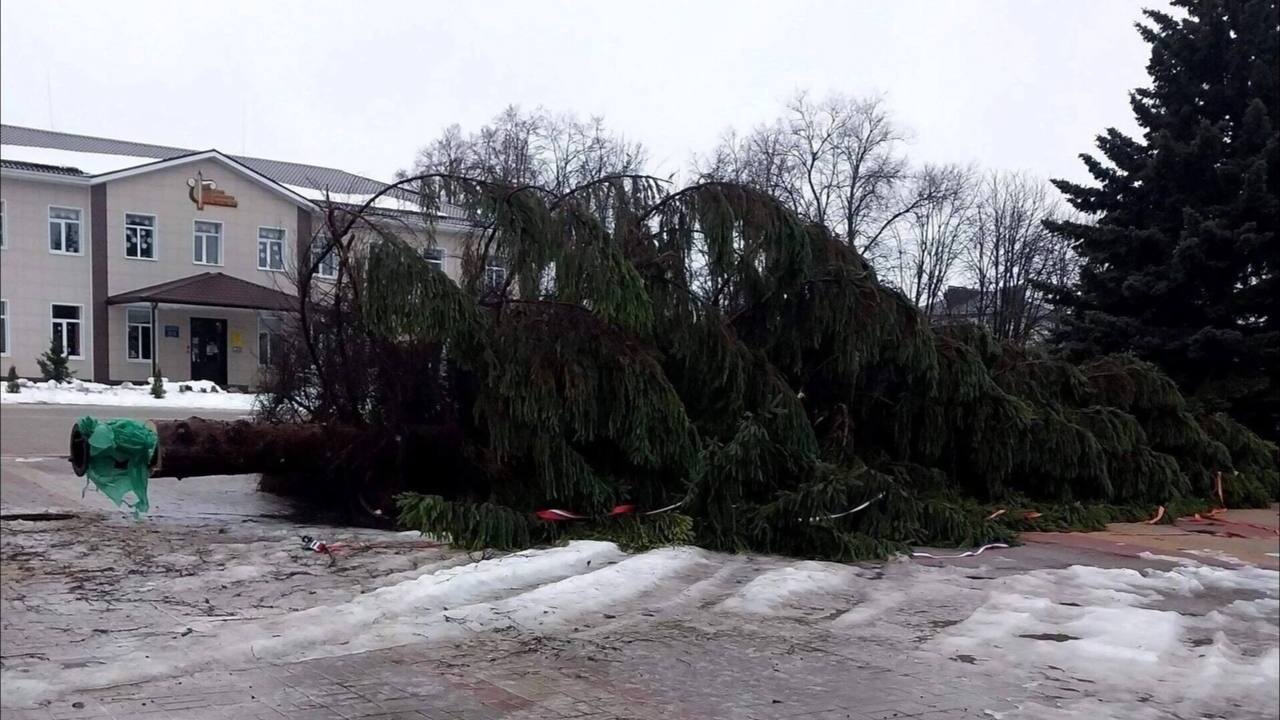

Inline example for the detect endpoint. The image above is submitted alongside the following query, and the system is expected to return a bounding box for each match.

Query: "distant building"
[0,125,473,388]
[931,284,1058,342]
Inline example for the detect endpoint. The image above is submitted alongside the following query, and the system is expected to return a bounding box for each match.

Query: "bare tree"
[886,164,976,316]
[695,91,944,260]
[406,106,648,193]
[959,171,1078,343]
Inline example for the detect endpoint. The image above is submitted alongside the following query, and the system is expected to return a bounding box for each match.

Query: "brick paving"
[0,453,1023,720]
[3,450,1276,719]
[3,627,1022,719]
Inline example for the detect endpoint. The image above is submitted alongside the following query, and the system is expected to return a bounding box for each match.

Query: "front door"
[189,317,228,386]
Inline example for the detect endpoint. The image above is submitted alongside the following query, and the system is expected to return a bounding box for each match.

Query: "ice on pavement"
[3,539,1277,718]
[3,541,627,704]
[936,562,1280,718]
[0,377,258,410]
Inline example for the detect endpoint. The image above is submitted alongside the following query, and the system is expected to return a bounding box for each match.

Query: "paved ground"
[2,404,1277,720]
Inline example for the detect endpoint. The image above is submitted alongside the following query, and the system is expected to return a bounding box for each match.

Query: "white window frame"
[312,234,337,279]
[0,299,9,357]
[257,226,287,272]
[48,205,84,256]
[423,247,445,273]
[125,306,154,363]
[485,262,507,293]
[124,212,158,261]
[257,314,283,367]
[193,219,223,266]
[50,302,84,360]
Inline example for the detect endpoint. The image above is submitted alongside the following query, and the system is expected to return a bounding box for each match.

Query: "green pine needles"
[262,172,1277,561]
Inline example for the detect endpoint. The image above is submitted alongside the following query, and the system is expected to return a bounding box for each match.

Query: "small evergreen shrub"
[36,337,73,382]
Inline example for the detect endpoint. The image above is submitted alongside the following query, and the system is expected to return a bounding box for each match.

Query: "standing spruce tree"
[36,337,73,383]
[1047,0,1280,438]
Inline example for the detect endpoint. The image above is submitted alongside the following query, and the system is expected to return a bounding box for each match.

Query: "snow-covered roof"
[0,124,468,221]
[0,144,157,176]
[282,184,426,213]
[0,159,87,177]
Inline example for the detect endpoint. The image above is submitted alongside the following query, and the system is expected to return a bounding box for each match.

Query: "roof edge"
[0,166,92,185]
[89,150,319,211]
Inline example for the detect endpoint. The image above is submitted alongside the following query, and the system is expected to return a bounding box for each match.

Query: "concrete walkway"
[2,405,1276,720]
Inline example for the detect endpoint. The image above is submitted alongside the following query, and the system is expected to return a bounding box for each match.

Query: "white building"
[0,124,467,388]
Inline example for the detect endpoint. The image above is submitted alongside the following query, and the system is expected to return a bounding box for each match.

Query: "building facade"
[0,125,466,388]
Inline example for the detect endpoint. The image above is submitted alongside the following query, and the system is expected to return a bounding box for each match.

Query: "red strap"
[536,508,587,521]
[536,504,638,522]
[1187,513,1280,537]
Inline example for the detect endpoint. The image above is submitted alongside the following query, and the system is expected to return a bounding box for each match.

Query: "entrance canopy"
[106,272,298,312]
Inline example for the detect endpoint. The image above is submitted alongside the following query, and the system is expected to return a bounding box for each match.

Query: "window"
[125,213,157,259]
[126,307,153,362]
[194,220,222,265]
[423,247,445,273]
[51,304,82,359]
[49,207,82,254]
[312,234,337,279]
[257,314,283,367]
[0,299,8,356]
[258,227,286,271]
[485,262,507,293]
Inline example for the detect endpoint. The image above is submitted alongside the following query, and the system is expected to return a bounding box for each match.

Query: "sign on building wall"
[187,171,238,210]
[164,325,180,338]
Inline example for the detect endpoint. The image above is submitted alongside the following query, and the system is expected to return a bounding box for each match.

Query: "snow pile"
[1,541,637,705]
[4,540,1278,716]
[1,377,258,410]
[832,589,908,626]
[719,561,859,616]
[495,546,707,627]
[935,563,1280,718]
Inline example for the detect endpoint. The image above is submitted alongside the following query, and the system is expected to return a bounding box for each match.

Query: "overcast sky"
[1,0,1167,185]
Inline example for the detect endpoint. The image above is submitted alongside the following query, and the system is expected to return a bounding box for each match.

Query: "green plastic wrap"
[76,416,158,515]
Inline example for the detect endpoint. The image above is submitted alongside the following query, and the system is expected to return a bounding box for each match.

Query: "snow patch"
[935,563,1280,718]
[283,184,423,213]
[0,541,631,705]
[1,377,258,410]
[1184,548,1248,566]
[0,144,161,175]
[1136,550,1195,565]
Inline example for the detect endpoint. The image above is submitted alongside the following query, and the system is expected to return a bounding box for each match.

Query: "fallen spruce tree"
[251,175,1277,560]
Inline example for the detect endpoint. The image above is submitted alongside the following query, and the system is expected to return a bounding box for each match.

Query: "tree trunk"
[70,417,464,480]
[151,418,365,479]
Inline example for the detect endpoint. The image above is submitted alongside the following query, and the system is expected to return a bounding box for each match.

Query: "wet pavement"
[2,404,1277,720]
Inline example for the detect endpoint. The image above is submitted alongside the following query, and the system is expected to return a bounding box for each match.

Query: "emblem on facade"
[187,171,238,209]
